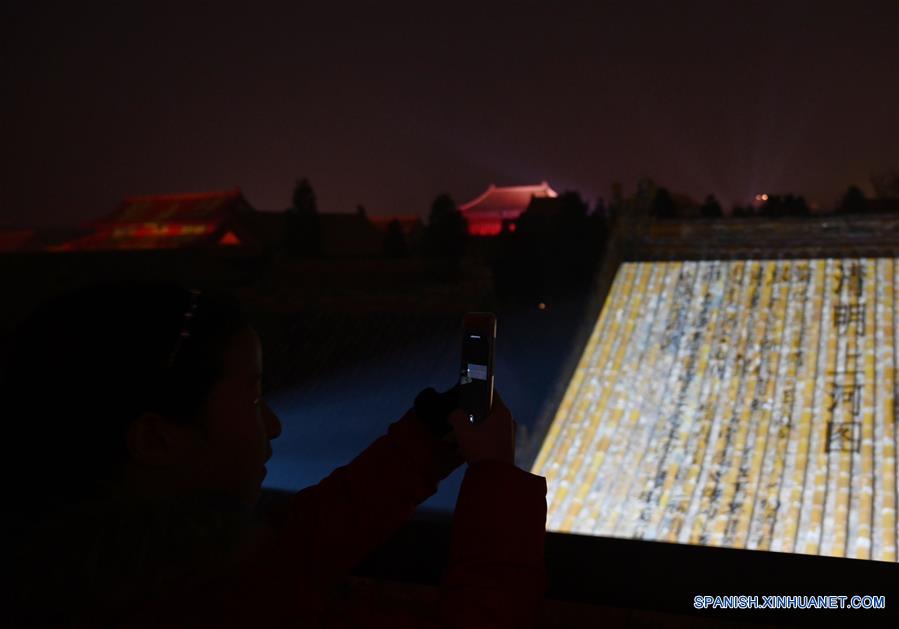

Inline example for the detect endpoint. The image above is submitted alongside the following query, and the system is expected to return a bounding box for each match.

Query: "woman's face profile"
[189,326,282,507]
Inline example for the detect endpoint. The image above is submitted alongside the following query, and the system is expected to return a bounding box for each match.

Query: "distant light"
[755,194,769,202]
[538,302,546,310]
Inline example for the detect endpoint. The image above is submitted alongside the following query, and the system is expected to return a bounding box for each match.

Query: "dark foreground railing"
[346,504,898,626]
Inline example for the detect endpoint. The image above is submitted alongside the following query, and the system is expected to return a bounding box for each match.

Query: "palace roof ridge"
[459,181,557,211]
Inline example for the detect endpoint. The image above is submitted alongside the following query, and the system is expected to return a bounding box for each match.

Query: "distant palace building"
[1,187,419,257]
[52,188,256,251]
[459,182,558,236]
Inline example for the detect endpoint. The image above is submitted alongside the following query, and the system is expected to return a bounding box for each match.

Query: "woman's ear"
[125,412,189,467]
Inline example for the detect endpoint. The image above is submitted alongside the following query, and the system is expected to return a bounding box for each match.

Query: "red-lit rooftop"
[459,182,558,236]
[88,187,248,227]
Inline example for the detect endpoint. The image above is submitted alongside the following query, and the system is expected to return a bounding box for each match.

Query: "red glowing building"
[53,188,255,251]
[459,182,558,236]
[48,187,391,257]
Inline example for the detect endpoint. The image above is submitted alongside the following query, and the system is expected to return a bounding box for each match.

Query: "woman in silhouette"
[6,281,547,627]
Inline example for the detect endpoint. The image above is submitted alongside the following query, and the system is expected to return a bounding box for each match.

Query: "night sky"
[3,0,897,227]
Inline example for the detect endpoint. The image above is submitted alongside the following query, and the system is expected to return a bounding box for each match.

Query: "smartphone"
[458,312,496,424]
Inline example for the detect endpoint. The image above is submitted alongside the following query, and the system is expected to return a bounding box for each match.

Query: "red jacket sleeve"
[118,410,548,628]
[438,459,548,628]
[259,407,464,585]
[119,406,464,626]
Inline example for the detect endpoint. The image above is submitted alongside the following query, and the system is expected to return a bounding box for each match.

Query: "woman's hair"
[3,280,251,511]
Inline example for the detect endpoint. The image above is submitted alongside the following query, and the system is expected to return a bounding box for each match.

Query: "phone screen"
[460,326,493,423]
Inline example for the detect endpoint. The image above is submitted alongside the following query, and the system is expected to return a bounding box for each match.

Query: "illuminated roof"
[54,226,214,251]
[218,230,241,246]
[459,182,558,236]
[88,187,250,226]
[459,182,558,215]
[60,188,253,251]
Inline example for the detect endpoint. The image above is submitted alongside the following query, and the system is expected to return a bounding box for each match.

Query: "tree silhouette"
[356,204,367,218]
[421,194,468,281]
[292,178,317,214]
[423,194,468,260]
[382,219,407,258]
[610,181,624,210]
[285,178,321,258]
[651,188,677,219]
[761,194,809,217]
[588,197,610,259]
[496,190,604,302]
[700,194,723,218]
[557,191,594,282]
[838,185,867,213]
[504,203,545,300]
[608,183,625,229]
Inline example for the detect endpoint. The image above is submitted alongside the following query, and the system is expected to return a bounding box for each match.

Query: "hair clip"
[166,288,202,368]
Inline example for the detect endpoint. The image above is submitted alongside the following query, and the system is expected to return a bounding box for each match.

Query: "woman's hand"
[448,391,516,466]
